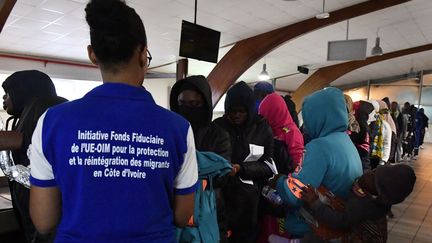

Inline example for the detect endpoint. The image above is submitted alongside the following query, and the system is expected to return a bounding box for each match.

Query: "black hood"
[2,70,56,116]
[382,97,391,109]
[170,75,213,124]
[356,100,374,123]
[224,81,256,124]
[375,164,416,205]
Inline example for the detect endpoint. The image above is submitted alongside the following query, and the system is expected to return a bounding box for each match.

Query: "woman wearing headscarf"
[380,99,397,163]
[368,100,392,168]
[350,100,375,171]
[344,95,360,133]
[258,93,304,171]
[391,101,407,162]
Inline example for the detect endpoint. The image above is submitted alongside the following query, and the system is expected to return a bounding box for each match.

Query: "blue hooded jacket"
[276,87,362,235]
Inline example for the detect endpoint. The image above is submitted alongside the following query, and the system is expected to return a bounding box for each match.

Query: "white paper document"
[239,144,265,185]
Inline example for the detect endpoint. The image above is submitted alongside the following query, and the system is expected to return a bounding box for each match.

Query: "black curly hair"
[85,0,147,69]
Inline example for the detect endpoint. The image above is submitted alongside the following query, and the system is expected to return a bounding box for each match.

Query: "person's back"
[301,164,416,243]
[350,101,374,171]
[275,87,362,236]
[29,1,197,242]
[258,92,304,170]
[32,84,196,242]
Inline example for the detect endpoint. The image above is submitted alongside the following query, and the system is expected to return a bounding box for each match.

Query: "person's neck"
[100,66,143,87]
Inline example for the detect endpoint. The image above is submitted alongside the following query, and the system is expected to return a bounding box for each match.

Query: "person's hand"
[229,164,241,176]
[300,185,319,207]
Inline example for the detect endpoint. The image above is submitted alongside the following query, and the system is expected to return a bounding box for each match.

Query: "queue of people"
[0,0,425,243]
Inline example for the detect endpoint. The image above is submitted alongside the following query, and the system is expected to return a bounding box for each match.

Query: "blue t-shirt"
[29,83,198,243]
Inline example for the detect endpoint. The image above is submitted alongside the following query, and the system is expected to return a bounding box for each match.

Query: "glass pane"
[419,105,432,120]
[420,105,432,143]
[389,78,420,85]
[369,85,419,105]
[422,74,432,85]
[343,86,368,102]
[420,86,432,106]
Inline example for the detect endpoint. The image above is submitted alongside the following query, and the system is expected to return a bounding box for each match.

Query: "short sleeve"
[29,112,57,187]
[173,126,198,195]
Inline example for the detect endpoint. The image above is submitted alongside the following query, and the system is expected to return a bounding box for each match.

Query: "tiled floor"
[387,144,432,243]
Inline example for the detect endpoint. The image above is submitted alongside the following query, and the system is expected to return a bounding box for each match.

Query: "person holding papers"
[214,81,274,243]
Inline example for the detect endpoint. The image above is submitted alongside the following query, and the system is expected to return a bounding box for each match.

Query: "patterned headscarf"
[344,94,360,133]
[368,100,384,159]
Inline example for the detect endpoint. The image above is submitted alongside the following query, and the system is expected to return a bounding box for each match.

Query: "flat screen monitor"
[179,20,221,63]
[327,39,367,61]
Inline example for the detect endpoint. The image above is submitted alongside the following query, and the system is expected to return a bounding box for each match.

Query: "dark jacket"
[170,75,231,160]
[2,70,67,242]
[170,75,231,241]
[2,70,67,166]
[214,81,273,238]
[351,101,374,171]
[214,81,273,180]
[283,95,300,128]
[310,182,390,243]
[14,96,68,166]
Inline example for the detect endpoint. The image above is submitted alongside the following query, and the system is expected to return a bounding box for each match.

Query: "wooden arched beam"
[0,0,16,33]
[207,0,410,106]
[291,43,432,112]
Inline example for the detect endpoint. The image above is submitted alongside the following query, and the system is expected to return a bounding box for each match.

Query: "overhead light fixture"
[371,37,383,56]
[258,63,270,81]
[316,0,330,19]
[371,28,383,56]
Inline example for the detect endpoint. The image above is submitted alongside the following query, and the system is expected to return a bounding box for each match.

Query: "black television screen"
[179,20,221,63]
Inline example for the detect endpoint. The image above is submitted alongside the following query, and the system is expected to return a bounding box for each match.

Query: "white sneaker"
[420,146,424,149]
[413,155,418,160]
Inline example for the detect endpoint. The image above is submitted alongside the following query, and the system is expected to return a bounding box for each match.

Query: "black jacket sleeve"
[211,123,232,161]
[238,120,274,181]
[309,195,388,230]
[350,121,368,145]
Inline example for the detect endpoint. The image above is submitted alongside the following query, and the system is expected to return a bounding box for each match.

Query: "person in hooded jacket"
[274,87,363,238]
[418,108,429,148]
[402,102,415,160]
[1,70,67,242]
[391,101,406,162]
[258,92,304,171]
[253,81,274,113]
[283,95,300,129]
[301,164,416,243]
[344,95,360,134]
[350,101,375,171]
[169,75,231,242]
[214,81,274,243]
[368,100,392,169]
[413,107,423,158]
[381,98,397,163]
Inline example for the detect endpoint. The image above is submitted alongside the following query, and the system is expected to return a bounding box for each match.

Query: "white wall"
[143,79,175,108]
[0,55,176,108]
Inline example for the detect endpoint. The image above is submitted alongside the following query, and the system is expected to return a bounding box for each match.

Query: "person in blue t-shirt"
[28,0,198,242]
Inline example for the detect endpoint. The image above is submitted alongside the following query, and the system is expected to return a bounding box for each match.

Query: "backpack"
[177,152,232,243]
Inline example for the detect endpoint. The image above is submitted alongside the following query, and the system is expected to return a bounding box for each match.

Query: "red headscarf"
[259,93,304,166]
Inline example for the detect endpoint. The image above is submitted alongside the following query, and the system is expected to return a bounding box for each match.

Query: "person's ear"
[139,46,148,69]
[87,45,98,66]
